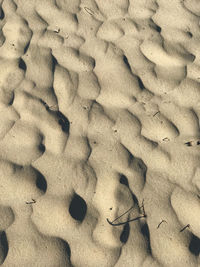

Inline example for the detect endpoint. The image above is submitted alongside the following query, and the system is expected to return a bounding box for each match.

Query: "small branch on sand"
[107,199,146,226]
[185,140,200,146]
[185,141,192,146]
[84,7,94,16]
[112,206,135,223]
[26,199,36,204]
[157,220,167,229]
[107,215,146,226]
[54,28,60,33]
[162,137,170,142]
[180,224,190,232]
[153,111,160,117]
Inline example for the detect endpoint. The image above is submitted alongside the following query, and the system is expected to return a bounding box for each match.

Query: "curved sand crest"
[0,0,200,266]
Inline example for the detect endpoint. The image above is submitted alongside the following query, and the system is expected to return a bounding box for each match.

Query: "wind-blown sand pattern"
[0,0,200,266]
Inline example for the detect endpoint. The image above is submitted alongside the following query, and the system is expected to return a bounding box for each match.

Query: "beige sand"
[0,0,200,266]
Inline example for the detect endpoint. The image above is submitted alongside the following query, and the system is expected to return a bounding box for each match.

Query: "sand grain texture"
[0,0,200,266]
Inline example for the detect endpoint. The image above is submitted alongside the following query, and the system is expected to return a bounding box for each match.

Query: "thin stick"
[107,215,146,226]
[185,141,192,147]
[153,111,160,117]
[26,199,36,204]
[112,206,134,223]
[180,224,190,232]
[84,7,94,16]
[157,220,167,229]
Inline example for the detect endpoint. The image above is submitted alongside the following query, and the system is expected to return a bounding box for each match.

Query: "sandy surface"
[0,0,200,266]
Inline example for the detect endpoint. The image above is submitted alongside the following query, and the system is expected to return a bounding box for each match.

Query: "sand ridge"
[0,0,200,266]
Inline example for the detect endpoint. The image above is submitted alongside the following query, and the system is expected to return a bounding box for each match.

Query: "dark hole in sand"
[8,92,14,105]
[136,76,145,90]
[141,223,152,254]
[123,55,132,72]
[57,111,70,133]
[187,32,193,38]
[119,174,139,204]
[0,231,8,265]
[120,223,130,243]
[189,234,200,256]
[120,174,129,187]
[62,240,71,259]
[19,58,27,71]
[24,41,30,54]
[155,24,161,33]
[0,8,4,20]
[36,171,47,193]
[190,54,196,62]
[69,193,87,222]
[52,55,58,74]
[135,158,147,184]
[38,143,45,153]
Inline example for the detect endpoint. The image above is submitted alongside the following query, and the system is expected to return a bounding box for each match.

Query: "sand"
[0,0,200,266]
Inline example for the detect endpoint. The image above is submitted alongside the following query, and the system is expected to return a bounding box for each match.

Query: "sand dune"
[0,0,200,266]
